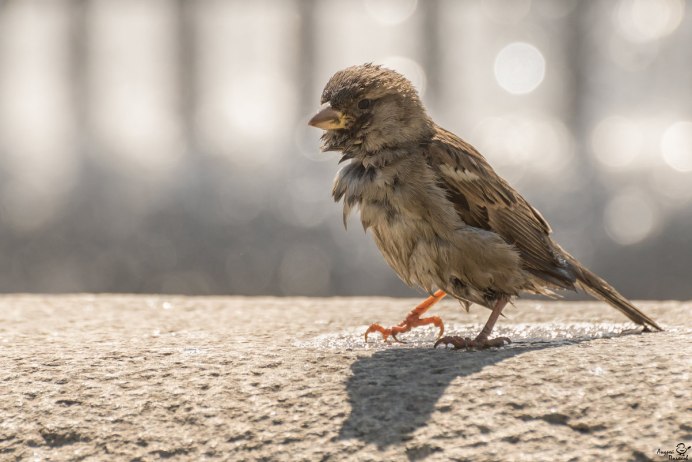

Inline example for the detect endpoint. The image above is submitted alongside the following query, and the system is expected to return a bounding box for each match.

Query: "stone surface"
[0,295,690,461]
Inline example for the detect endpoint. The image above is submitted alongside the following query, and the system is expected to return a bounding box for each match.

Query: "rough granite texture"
[0,295,690,462]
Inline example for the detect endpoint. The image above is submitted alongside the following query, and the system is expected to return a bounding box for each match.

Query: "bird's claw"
[364,324,407,343]
[434,336,470,349]
[390,333,406,344]
[434,335,511,350]
[364,316,444,343]
[364,323,390,342]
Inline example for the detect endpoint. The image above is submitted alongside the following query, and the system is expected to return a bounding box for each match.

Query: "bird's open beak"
[308,103,347,130]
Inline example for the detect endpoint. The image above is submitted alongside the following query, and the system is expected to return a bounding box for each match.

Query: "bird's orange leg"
[435,298,511,349]
[365,290,446,343]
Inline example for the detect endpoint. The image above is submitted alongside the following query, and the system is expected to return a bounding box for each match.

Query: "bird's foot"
[434,335,511,350]
[364,314,445,343]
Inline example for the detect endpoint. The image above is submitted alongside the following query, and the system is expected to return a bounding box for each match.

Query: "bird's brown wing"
[425,126,576,290]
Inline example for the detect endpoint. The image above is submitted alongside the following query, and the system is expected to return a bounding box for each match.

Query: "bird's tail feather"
[566,257,662,331]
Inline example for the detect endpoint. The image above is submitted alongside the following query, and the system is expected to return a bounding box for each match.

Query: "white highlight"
[604,190,657,245]
[660,121,692,172]
[615,0,685,42]
[440,164,480,182]
[472,115,573,184]
[591,116,643,169]
[494,42,546,95]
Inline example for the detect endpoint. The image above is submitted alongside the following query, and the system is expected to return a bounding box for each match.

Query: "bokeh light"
[607,35,659,71]
[614,0,685,43]
[650,168,692,207]
[473,115,572,183]
[604,189,658,245]
[198,72,296,169]
[224,74,293,141]
[494,42,546,95]
[660,121,692,172]
[591,116,643,169]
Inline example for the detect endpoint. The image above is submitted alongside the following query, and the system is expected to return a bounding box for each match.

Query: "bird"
[307,63,662,349]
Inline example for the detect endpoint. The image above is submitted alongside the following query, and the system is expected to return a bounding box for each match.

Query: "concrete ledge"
[0,295,690,461]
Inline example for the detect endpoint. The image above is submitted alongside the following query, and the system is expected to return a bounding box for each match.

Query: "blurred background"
[0,0,690,299]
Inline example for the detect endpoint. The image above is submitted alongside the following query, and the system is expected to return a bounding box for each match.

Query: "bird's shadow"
[337,333,638,449]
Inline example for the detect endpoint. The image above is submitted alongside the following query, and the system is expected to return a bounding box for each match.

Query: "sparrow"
[308,63,662,349]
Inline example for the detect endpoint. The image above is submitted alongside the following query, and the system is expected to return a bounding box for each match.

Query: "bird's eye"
[357,99,371,110]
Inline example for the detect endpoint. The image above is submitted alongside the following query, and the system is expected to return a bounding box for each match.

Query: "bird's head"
[308,63,433,155]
